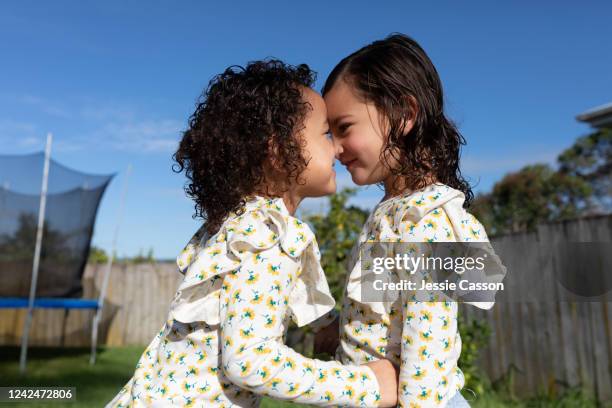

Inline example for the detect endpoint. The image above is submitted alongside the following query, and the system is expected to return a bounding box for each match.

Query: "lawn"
[0,345,304,407]
[0,346,605,407]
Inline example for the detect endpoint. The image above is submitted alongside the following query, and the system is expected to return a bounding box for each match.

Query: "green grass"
[0,346,607,407]
[0,345,306,407]
[0,346,143,407]
[468,387,606,408]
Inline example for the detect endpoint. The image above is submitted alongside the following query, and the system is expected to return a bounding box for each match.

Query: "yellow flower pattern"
[337,183,495,407]
[106,196,380,407]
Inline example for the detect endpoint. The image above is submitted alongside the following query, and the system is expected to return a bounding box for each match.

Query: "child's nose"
[334,139,343,159]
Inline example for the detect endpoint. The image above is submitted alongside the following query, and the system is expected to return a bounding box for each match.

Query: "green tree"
[458,317,492,396]
[304,188,368,300]
[558,127,612,212]
[87,246,109,264]
[471,164,592,236]
[0,213,73,262]
[125,247,156,264]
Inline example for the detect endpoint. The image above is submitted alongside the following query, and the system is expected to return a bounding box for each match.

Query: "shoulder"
[225,198,316,260]
[368,184,467,241]
[451,209,490,241]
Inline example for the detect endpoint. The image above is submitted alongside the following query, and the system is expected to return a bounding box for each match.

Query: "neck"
[382,173,438,201]
[252,178,303,215]
[382,174,408,201]
[280,190,302,215]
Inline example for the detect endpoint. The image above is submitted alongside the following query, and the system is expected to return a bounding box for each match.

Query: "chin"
[320,181,337,196]
[321,174,337,195]
[349,171,370,186]
[306,182,336,197]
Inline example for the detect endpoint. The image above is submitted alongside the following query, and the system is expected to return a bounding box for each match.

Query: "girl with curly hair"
[106,59,398,408]
[318,34,505,408]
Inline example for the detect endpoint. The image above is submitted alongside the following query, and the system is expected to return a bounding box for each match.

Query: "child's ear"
[400,95,418,135]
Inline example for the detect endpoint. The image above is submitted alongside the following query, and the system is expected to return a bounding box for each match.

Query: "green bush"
[458,316,492,396]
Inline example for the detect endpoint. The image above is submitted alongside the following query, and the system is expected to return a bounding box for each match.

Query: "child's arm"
[219,244,382,407]
[396,210,464,406]
[398,298,460,406]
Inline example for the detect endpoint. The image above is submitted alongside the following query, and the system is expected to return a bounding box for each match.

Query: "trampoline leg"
[20,134,53,374]
[90,308,101,365]
[19,133,53,374]
[19,307,34,374]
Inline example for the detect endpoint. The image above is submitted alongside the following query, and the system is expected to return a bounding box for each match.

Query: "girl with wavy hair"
[319,34,505,408]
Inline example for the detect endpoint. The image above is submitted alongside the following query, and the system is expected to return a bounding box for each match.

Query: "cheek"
[306,142,332,172]
[318,140,335,162]
[345,130,383,165]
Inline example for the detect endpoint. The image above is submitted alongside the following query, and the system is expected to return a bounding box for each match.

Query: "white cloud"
[0,119,38,135]
[20,136,42,147]
[79,105,135,122]
[1,93,184,154]
[96,119,183,153]
[0,120,44,148]
[53,139,86,153]
[17,94,72,118]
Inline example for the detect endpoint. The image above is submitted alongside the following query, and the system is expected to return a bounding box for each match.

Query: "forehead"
[302,86,327,116]
[323,78,360,110]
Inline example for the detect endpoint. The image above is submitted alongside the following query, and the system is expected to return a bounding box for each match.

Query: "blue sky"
[1,1,610,259]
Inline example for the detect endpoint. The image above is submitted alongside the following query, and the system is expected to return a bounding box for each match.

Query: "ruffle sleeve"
[286,236,336,327]
[345,183,506,314]
[437,194,507,309]
[168,197,335,326]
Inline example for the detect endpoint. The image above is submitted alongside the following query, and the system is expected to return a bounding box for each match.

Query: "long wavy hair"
[322,33,473,207]
[173,60,315,234]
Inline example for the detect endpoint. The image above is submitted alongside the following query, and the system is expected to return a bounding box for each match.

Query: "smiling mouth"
[343,159,357,169]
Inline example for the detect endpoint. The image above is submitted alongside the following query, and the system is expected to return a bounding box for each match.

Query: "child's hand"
[313,316,340,356]
[365,359,399,408]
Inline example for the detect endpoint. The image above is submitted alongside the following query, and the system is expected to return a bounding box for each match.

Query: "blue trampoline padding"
[0,298,100,309]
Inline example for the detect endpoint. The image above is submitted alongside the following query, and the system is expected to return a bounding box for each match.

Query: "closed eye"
[338,123,352,133]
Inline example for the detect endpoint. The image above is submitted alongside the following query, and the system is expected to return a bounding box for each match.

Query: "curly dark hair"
[322,33,474,207]
[173,59,316,234]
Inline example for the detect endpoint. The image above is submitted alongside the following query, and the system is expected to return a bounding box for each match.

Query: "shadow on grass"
[2,345,97,361]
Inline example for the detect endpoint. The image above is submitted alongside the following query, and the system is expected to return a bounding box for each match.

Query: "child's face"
[295,87,337,197]
[324,78,392,186]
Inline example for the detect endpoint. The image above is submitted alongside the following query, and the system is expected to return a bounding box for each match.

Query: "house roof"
[576,102,612,128]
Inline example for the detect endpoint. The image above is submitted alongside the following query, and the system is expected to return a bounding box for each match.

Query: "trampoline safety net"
[0,152,113,298]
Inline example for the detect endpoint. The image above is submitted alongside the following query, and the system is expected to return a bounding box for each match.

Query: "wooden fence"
[0,262,182,347]
[1,215,611,401]
[460,214,612,401]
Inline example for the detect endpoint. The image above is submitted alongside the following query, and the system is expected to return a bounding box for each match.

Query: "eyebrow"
[329,114,353,128]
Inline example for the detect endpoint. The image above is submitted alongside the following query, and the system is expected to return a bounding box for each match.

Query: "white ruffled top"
[171,195,336,327]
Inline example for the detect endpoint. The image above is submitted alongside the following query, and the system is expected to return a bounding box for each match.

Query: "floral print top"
[106,195,381,408]
[336,183,505,407]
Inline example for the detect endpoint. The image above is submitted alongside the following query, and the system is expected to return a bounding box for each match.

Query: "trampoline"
[0,134,127,372]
